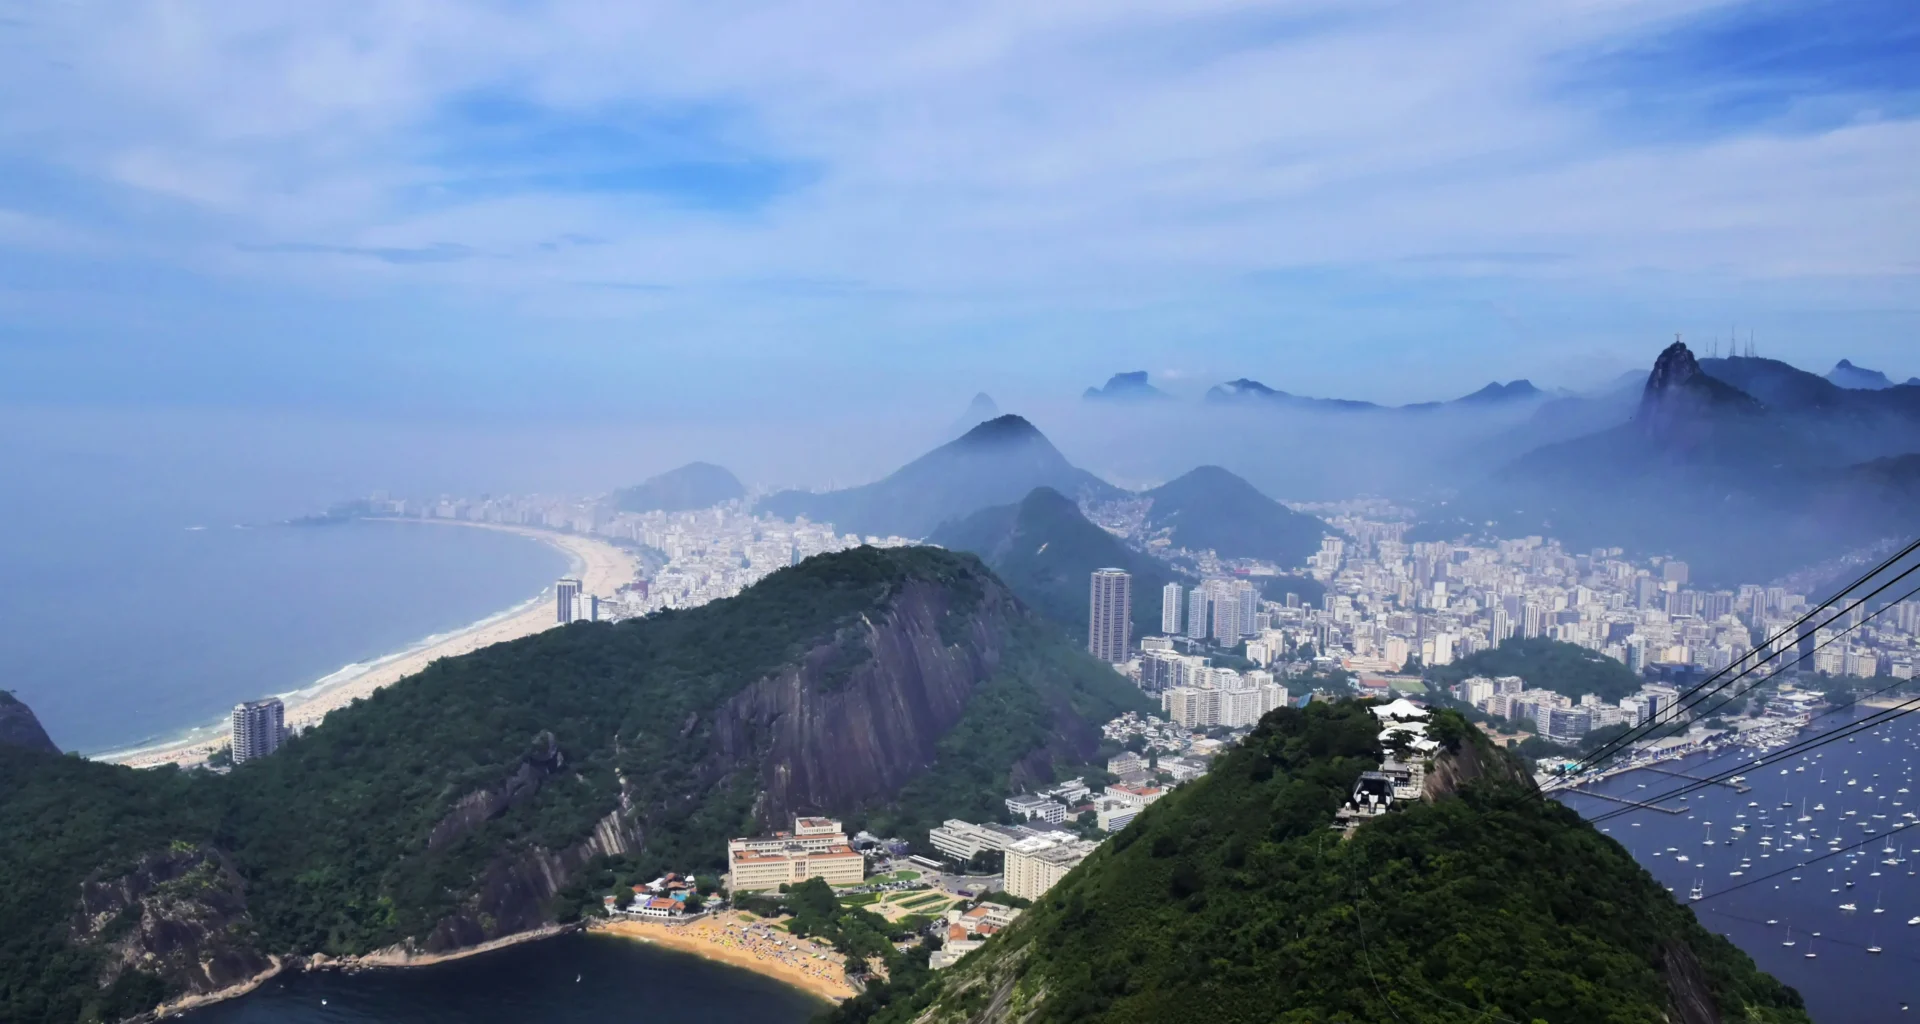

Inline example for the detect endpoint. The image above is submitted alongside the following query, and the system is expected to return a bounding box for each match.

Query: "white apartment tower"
[1234,579,1258,636]
[1088,569,1133,663]
[1185,587,1210,640]
[1161,582,1184,635]
[230,698,286,764]
[1208,581,1238,646]
[556,577,582,623]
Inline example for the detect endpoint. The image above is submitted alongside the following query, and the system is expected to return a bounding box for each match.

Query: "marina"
[1556,703,1920,1024]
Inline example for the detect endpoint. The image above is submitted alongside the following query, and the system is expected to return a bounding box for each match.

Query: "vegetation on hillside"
[0,546,1148,1022]
[1141,466,1326,569]
[1427,635,1644,702]
[931,487,1177,643]
[823,701,1808,1024]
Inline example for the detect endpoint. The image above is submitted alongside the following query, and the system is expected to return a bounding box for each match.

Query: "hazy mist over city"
[4,4,1920,1024]
[4,0,1917,513]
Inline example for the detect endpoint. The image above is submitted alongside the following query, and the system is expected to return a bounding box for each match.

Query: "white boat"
[1840,903,1857,911]
[1908,916,1920,926]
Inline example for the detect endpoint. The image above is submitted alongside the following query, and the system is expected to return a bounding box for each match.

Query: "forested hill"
[1428,636,1644,703]
[1140,466,1327,569]
[0,547,1152,1024]
[930,487,1179,642]
[835,702,1809,1024]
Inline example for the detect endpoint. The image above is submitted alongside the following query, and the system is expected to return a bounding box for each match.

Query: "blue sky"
[0,0,1916,418]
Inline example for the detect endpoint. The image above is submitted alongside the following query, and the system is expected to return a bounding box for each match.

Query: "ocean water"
[1557,706,1920,1023]
[181,932,824,1024]
[0,518,568,755]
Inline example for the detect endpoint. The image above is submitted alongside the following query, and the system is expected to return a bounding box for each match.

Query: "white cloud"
[0,0,1914,394]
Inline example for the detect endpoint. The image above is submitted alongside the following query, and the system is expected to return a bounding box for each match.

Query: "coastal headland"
[101,520,637,769]
[593,913,856,1003]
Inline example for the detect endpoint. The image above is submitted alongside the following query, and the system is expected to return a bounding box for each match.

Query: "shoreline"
[592,915,857,1003]
[98,520,637,769]
[145,925,575,1020]
[140,917,847,1021]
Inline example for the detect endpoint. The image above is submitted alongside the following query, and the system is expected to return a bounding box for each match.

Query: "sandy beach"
[593,914,857,1002]
[101,521,636,769]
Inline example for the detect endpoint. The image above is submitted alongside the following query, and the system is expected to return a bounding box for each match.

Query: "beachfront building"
[726,817,865,892]
[230,698,286,764]
[556,577,582,623]
[1004,834,1101,901]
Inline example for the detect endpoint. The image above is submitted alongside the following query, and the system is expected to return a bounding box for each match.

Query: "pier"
[1574,790,1689,815]
[1636,766,1752,793]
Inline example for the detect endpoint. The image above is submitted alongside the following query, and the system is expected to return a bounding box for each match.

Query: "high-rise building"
[1186,587,1210,640]
[230,698,286,764]
[1521,602,1543,639]
[1208,580,1239,646]
[1625,635,1647,674]
[1088,569,1133,663]
[1489,607,1511,645]
[556,577,582,623]
[1234,579,1257,636]
[1161,582,1184,635]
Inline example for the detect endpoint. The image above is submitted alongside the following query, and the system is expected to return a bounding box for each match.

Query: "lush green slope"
[930,487,1178,643]
[1141,466,1325,568]
[832,702,1808,1024]
[0,547,1151,1023]
[613,461,746,512]
[761,416,1121,539]
[1427,636,1644,703]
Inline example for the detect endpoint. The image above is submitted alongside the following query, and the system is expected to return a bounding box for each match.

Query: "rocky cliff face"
[1635,340,1764,445]
[0,690,59,754]
[1423,725,1531,801]
[712,578,1013,826]
[72,846,272,998]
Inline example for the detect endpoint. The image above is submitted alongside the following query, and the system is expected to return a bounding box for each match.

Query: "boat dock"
[1574,790,1689,815]
[1635,766,1752,793]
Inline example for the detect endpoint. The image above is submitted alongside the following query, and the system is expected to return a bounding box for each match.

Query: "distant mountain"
[1205,378,1381,412]
[1083,371,1172,402]
[1141,466,1327,569]
[931,487,1178,642]
[950,392,1000,435]
[1208,377,1543,412]
[1424,341,1920,583]
[1449,378,1543,404]
[1827,358,1896,390]
[612,462,745,513]
[0,691,57,755]
[759,415,1122,539]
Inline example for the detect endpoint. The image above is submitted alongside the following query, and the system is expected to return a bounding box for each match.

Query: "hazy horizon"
[2,0,1916,437]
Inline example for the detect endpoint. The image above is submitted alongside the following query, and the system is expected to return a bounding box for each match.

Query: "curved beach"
[593,915,857,1003]
[100,522,636,769]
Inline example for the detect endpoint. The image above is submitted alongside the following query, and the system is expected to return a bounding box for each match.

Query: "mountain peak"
[613,461,746,513]
[1455,379,1543,404]
[0,690,59,755]
[1827,358,1896,390]
[950,392,1003,436]
[1083,371,1171,401]
[1636,340,1764,440]
[957,413,1045,445]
